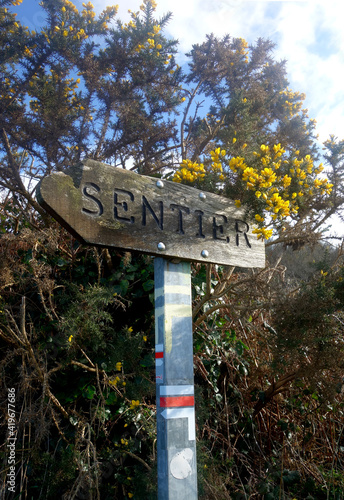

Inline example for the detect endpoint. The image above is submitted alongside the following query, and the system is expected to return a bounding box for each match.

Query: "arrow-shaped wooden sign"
[36,159,265,268]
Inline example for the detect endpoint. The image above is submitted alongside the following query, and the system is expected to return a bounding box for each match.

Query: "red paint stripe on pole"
[155,352,164,358]
[160,396,194,407]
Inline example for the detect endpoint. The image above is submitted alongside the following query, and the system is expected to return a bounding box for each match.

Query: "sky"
[16,0,343,147]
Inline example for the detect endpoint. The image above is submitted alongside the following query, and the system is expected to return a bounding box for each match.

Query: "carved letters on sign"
[81,182,252,249]
[36,159,265,267]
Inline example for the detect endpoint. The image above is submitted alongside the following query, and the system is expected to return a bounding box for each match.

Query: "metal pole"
[154,257,197,499]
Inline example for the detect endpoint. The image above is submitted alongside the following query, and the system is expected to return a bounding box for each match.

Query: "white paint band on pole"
[160,385,194,396]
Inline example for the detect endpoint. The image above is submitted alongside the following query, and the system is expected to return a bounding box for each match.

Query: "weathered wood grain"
[36,159,265,268]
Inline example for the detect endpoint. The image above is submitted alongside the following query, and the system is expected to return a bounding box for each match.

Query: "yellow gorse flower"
[174,142,332,241]
[109,376,120,386]
[252,227,273,240]
[173,159,206,184]
[147,38,155,48]
[173,150,227,185]
[239,144,331,238]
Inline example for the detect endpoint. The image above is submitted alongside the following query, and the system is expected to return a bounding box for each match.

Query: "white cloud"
[273,1,344,142]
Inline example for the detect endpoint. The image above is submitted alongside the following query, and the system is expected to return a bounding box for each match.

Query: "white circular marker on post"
[157,242,166,251]
[170,449,194,479]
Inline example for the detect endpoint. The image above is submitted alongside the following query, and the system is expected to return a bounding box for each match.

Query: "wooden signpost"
[36,160,265,499]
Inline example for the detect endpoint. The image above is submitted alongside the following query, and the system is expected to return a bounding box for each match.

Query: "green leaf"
[120,279,129,295]
[235,340,248,356]
[140,353,154,368]
[106,392,117,405]
[82,385,96,400]
[142,279,154,292]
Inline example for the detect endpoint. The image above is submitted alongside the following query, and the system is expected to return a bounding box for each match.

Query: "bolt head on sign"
[36,159,265,268]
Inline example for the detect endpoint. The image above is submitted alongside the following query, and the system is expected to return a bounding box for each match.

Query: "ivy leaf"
[83,385,96,400]
[142,279,154,292]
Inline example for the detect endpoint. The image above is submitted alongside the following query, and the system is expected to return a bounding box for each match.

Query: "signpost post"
[155,258,197,498]
[37,159,265,499]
